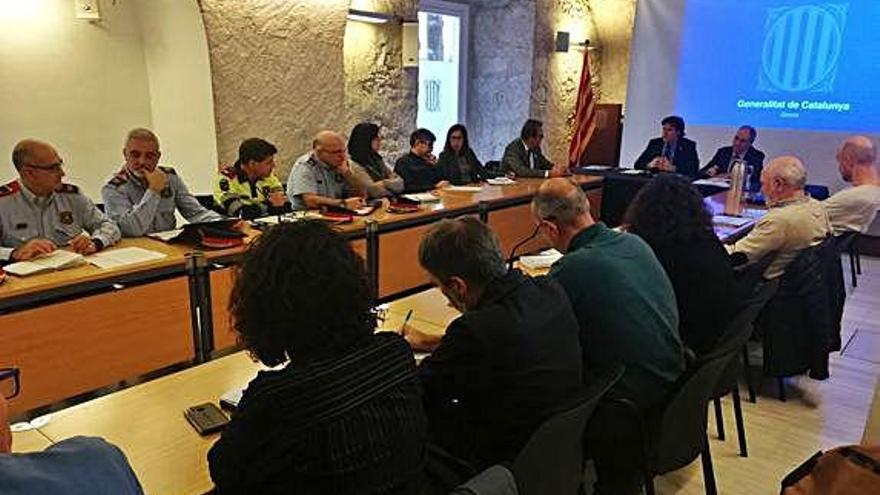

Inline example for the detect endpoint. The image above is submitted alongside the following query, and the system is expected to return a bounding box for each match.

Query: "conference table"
[8,186,767,495]
[0,176,602,416]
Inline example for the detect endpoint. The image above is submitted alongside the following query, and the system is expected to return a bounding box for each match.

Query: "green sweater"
[550,223,685,407]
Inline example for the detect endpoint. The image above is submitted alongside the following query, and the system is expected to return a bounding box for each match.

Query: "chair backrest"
[511,366,624,495]
[451,465,519,495]
[833,231,858,253]
[653,350,738,474]
[805,184,830,200]
[705,295,770,397]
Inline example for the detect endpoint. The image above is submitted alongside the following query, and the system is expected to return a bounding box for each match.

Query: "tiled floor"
[656,255,880,494]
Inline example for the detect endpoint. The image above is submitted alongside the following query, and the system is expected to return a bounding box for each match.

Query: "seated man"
[213,138,289,220]
[700,125,765,191]
[102,128,226,236]
[533,178,684,495]
[286,130,367,210]
[394,128,450,193]
[634,115,700,178]
[728,156,832,279]
[501,119,566,178]
[0,373,144,494]
[824,136,880,235]
[410,217,583,487]
[0,139,120,262]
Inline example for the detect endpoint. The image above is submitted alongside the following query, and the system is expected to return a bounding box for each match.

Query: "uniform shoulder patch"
[158,166,177,175]
[220,167,237,179]
[108,170,128,187]
[0,180,21,197]
[57,183,80,194]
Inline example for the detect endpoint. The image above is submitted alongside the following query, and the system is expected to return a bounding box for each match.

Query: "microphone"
[507,224,542,270]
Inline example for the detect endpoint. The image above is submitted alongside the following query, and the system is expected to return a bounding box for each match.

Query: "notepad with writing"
[486,177,516,186]
[445,185,483,193]
[3,250,85,277]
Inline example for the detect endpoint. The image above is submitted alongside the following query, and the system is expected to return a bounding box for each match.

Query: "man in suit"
[408,217,583,490]
[501,119,567,178]
[634,115,700,178]
[700,125,766,191]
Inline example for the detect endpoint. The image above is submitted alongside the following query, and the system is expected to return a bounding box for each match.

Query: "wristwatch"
[92,238,105,252]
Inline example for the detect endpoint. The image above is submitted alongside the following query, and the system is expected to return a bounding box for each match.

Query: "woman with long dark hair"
[347,123,405,198]
[437,124,495,184]
[208,221,425,494]
[624,174,738,355]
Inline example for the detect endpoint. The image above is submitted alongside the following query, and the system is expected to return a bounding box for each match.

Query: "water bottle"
[725,159,745,215]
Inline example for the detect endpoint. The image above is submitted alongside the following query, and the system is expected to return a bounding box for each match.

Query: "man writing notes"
[634,115,700,178]
[1,140,120,262]
[102,129,226,236]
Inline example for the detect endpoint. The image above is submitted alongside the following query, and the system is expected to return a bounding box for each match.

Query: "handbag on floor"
[780,445,880,494]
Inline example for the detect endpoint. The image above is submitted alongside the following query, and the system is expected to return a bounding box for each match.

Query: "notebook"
[85,247,167,269]
[402,192,441,203]
[486,177,516,186]
[3,250,85,277]
[445,185,483,193]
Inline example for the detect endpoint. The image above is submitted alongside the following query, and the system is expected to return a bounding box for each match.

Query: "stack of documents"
[3,250,85,277]
[693,177,731,188]
[518,249,563,270]
[85,247,167,269]
[712,215,752,228]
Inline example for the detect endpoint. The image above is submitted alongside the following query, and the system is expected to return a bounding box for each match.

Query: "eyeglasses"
[0,368,20,399]
[24,162,63,173]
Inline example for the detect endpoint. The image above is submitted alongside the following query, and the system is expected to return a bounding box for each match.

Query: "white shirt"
[824,184,880,235]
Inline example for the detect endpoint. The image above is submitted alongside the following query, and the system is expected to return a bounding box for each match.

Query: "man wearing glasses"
[0,368,144,493]
[102,128,227,237]
[0,140,120,262]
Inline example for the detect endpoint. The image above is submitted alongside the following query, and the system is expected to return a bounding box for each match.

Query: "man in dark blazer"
[634,115,700,178]
[700,125,765,191]
[409,217,583,490]
[501,119,566,178]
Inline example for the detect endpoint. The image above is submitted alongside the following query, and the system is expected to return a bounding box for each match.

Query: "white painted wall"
[133,0,218,194]
[0,0,217,199]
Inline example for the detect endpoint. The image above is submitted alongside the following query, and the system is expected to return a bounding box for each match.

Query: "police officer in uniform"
[287,130,366,210]
[213,138,289,220]
[0,139,120,262]
[102,129,227,237]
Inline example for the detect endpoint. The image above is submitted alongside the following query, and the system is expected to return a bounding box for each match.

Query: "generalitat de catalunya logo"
[759,4,848,93]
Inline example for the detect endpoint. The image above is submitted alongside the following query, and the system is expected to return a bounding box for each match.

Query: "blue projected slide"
[674,0,880,132]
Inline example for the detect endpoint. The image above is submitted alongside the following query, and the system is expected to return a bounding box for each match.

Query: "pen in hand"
[399,309,413,335]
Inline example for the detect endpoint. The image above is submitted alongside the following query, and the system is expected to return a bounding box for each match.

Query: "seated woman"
[623,174,737,355]
[437,124,495,184]
[208,221,425,495]
[347,122,405,198]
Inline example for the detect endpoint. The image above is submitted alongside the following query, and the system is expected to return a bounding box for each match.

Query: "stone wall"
[199,0,637,175]
[530,0,597,164]
[465,0,535,162]
[343,0,418,161]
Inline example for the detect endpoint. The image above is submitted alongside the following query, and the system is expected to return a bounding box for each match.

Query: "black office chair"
[708,294,772,458]
[835,231,861,288]
[510,366,624,495]
[617,349,739,495]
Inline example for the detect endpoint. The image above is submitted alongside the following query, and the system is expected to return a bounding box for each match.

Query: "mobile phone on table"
[184,402,229,436]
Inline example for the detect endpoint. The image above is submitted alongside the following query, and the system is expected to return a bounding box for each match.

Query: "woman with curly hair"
[623,174,738,355]
[208,220,425,495]
[347,122,405,198]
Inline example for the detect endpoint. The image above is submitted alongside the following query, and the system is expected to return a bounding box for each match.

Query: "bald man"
[0,140,120,262]
[824,136,880,235]
[531,178,683,495]
[727,156,831,279]
[286,131,367,210]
